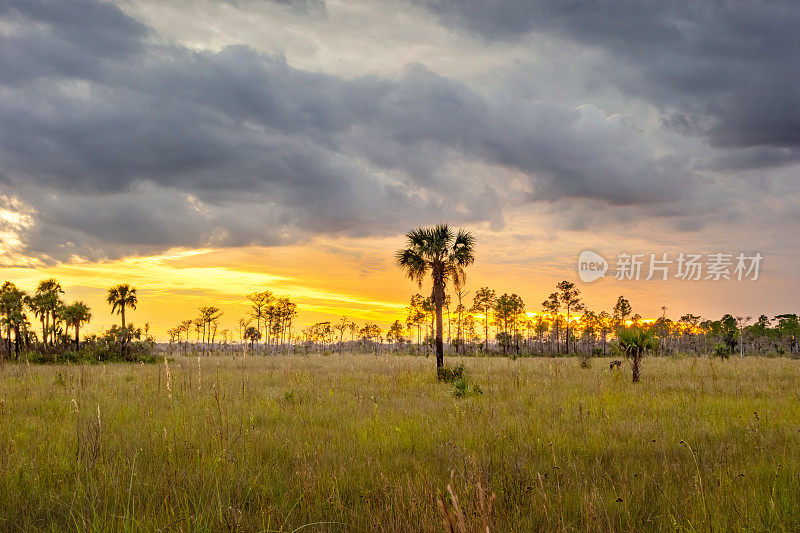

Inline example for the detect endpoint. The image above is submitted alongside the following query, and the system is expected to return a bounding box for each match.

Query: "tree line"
[392,223,799,382]
[4,224,798,373]
[167,290,298,356]
[0,279,149,362]
[393,284,799,359]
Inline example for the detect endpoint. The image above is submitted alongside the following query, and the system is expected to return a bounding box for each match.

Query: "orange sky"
[1,209,791,341]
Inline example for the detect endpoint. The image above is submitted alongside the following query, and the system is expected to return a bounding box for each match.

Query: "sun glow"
[0,242,413,339]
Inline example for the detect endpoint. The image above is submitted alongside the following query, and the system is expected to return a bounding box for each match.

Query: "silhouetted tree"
[62,301,92,350]
[556,281,584,355]
[396,225,475,373]
[471,287,496,352]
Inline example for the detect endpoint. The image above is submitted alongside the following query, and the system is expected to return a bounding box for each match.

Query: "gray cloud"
[0,0,148,84]
[415,0,800,164]
[0,0,757,264]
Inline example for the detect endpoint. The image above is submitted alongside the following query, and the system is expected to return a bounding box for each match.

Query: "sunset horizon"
[0,233,789,341]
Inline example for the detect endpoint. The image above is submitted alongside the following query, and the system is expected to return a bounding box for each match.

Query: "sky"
[1,0,798,338]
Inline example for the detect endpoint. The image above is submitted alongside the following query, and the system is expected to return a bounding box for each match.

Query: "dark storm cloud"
[1,0,699,262]
[416,0,800,162]
[0,0,148,84]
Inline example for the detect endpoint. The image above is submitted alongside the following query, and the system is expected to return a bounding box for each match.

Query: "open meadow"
[1,355,799,532]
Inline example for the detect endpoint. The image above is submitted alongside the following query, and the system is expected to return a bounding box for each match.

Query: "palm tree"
[62,301,92,350]
[107,284,138,330]
[0,282,28,359]
[34,278,63,346]
[617,327,658,383]
[396,224,475,373]
[244,326,261,348]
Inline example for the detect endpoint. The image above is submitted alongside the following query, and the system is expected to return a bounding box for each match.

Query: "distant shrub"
[714,343,731,359]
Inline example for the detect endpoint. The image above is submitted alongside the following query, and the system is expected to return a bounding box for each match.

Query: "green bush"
[437,363,483,397]
[21,341,158,365]
[437,363,465,382]
[714,343,731,359]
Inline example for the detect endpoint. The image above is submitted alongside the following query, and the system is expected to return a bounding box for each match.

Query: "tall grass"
[1,355,799,531]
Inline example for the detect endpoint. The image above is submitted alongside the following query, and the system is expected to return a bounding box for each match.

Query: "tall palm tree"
[106,284,138,331]
[62,301,92,350]
[396,224,475,373]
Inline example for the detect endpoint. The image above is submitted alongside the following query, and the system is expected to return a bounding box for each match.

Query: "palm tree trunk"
[632,354,641,383]
[433,270,444,370]
[75,323,80,350]
[120,304,126,357]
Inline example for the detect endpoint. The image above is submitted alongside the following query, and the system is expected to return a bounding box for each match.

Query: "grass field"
[1,354,799,532]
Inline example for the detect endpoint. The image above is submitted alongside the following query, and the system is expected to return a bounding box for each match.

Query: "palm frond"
[452,229,476,267]
[396,224,475,290]
[396,248,428,288]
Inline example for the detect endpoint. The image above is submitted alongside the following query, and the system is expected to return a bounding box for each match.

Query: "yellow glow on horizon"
[0,243,412,339]
[0,216,757,341]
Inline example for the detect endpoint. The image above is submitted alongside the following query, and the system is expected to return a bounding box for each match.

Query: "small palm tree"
[62,301,92,350]
[617,327,658,383]
[106,283,138,332]
[396,224,475,373]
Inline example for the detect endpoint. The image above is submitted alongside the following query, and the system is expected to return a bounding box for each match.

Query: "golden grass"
[1,354,799,531]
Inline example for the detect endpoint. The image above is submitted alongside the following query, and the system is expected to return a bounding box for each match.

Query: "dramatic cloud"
[0,0,708,263]
[415,0,800,164]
